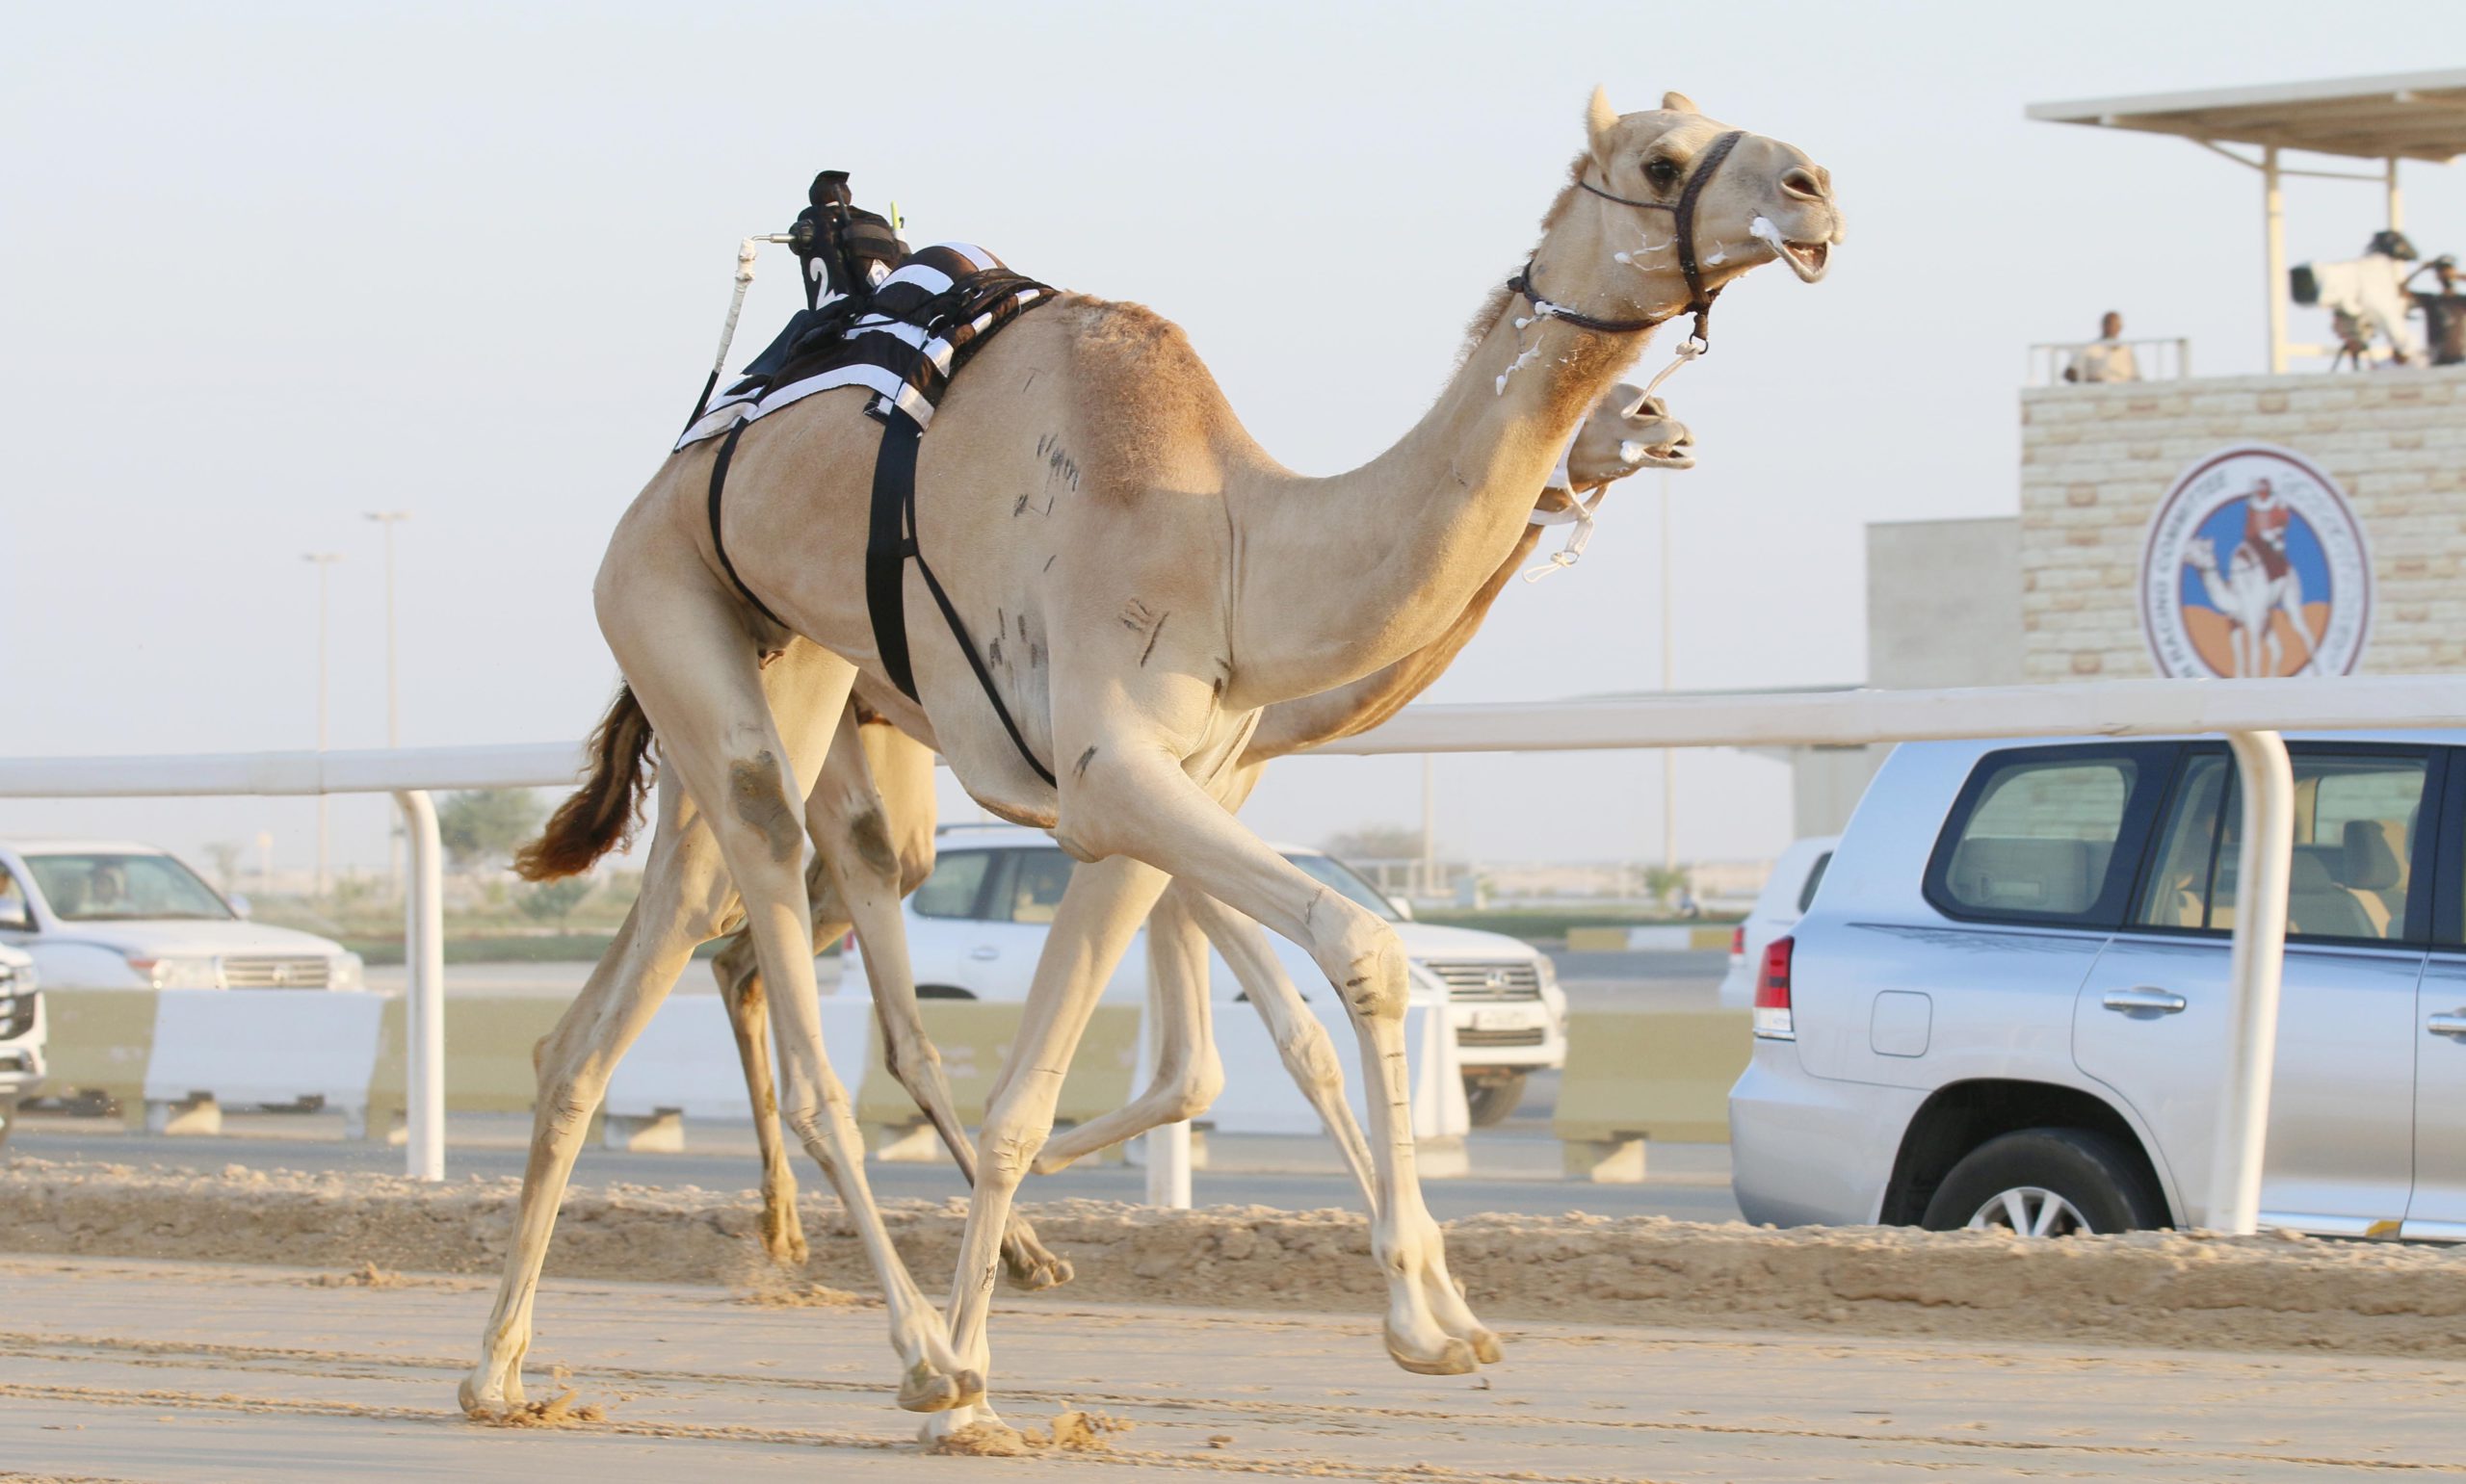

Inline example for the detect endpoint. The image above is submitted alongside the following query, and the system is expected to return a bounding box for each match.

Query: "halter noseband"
[1508,128,1746,350]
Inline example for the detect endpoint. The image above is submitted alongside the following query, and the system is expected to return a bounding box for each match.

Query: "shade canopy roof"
[2028,70,2466,164]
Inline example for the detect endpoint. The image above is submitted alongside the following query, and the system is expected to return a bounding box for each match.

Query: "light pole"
[302,552,345,898]
[366,510,411,894]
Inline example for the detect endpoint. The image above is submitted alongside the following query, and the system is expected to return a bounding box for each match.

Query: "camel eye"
[1644,157,1682,189]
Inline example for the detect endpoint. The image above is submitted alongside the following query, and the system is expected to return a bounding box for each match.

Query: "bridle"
[1507,129,1746,352]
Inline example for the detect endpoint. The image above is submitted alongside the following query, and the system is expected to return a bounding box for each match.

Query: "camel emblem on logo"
[2139,444,2371,680]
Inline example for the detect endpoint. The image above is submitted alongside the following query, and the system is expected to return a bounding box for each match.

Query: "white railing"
[5,673,2464,1230]
[2025,336,2192,386]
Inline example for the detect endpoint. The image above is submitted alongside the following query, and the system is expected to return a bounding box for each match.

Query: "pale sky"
[3,2,2461,875]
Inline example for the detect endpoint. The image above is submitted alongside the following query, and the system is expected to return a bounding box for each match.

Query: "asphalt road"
[12,1253,2453,1481]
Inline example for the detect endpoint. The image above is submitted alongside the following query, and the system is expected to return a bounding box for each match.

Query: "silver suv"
[1730,734,2466,1240]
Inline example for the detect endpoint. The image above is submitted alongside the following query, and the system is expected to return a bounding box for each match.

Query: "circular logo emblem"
[2138,443,2372,678]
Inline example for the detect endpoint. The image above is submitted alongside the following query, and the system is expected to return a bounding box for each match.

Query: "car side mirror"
[1388,896,1414,921]
[227,894,252,921]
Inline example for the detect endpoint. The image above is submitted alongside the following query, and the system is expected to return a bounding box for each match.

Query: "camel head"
[1568,383,1693,482]
[2184,536,2218,574]
[1569,87,1843,312]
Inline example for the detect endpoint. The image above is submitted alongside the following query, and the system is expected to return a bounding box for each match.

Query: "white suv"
[1731,735,2466,1240]
[0,944,40,1146]
[0,840,365,992]
[859,825,1567,1124]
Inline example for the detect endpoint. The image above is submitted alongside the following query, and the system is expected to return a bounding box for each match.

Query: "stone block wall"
[2018,367,2466,682]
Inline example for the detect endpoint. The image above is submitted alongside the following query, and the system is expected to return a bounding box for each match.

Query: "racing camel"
[695,389,1696,1266]
[462,88,1841,1438]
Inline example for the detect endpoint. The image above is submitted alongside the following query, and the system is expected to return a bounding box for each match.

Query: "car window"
[1796,852,1832,914]
[1282,851,1401,923]
[23,852,232,922]
[1004,849,1075,924]
[0,866,28,930]
[1928,750,2159,926]
[912,850,993,920]
[2148,752,2427,943]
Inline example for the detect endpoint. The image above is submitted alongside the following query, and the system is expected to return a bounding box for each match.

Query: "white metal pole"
[2208,730,2294,1234]
[1138,997,1193,1208]
[1420,754,1437,899]
[395,788,446,1181]
[2385,157,2402,232]
[302,553,344,898]
[2264,146,2289,376]
[1660,472,1676,872]
[367,512,410,898]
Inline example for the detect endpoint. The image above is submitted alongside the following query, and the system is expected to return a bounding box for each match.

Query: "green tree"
[516,875,593,928]
[436,789,547,874]
[1642,865,1692,910]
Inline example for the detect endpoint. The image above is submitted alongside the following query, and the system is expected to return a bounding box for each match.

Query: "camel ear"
[1586,86,1620,151]
[1662,91,1700,115]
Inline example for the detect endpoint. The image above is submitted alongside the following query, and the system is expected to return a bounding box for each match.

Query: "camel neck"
[1226,214,1655,708]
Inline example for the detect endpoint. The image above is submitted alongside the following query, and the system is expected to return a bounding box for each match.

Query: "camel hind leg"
[713,920,810,1268]
[600,564,970,1415]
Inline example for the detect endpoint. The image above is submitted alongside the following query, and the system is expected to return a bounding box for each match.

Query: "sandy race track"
[6,1159,2466,1479]
[7,1253,2466,1481]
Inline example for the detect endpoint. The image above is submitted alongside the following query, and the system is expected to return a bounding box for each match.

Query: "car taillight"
[1753,935,1795,1040]
[1728,925,1745,957]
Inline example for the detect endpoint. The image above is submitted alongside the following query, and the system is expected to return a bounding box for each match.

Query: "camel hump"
[1050,294,1233,498]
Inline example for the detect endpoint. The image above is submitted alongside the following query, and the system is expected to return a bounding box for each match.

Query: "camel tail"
[514,685,656,881]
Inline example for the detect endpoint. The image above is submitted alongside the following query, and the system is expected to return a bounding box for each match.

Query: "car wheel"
[1462,1072,1528,1128]
[1921,1128,2162,1237]
[914,985,978,1001]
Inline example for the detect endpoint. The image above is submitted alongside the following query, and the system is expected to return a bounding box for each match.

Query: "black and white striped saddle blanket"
[685,240,1063,786]
[675,243,1052,449]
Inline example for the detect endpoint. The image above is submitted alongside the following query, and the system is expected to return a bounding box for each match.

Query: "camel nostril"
[1782,167,1826,201]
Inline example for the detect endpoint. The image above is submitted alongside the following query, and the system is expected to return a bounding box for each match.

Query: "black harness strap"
[867,406,1058,786]
[1521,129,1747,349]
[705,419,790,632]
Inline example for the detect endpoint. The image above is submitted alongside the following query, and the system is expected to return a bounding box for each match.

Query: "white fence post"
[2209,730,2294,1235]
[1137,997,1194,1209]
[394,789,446,1182]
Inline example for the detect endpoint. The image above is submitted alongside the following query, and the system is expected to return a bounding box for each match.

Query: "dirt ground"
[6,1157,2466,1362]
[6,1252,2465,1481]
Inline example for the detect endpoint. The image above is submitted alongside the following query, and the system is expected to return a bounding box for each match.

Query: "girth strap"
[706,419,791,632]
[866,406,1058,786]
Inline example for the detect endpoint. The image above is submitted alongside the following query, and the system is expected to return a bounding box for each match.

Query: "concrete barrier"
[366,994,568,1139]
[1565,925,1735,952]
[1553,1008,1751,1182]
[853,1000,1142,1160]
[601,995,876,1151]
[37,989,158,1122]
[144,990,387,1136]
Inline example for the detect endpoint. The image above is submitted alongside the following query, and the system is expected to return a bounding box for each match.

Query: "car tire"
[1921,1127,2162,1237]
[914,985,978,1001]
[1463,1072,1528,1128]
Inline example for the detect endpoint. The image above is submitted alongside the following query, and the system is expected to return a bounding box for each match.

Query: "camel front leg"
[1052,744,1495,1380]
[930,853,1169,1442]
[1033,876,1224,1174]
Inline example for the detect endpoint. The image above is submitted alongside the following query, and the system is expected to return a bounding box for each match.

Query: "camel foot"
[1382,1324,1478,1377]
[920,1400,1011,1451]
[759,1221,808,1269]
[1466,1328,1504,1366]
[1000,1219,1074,1292]
[458,1366,526,1415]
[896,1358,984,1415]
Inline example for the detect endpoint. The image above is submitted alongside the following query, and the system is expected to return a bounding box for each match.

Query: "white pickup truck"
[0,839,364,993]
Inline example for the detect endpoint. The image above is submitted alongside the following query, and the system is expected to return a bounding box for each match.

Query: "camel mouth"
[1774,238,1829,283]
[1634,441,1695,470]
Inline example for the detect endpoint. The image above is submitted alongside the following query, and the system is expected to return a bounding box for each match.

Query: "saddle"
[683,172,1060,784]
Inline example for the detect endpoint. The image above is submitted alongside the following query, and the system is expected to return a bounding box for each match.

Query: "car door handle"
[2429,1012,2466,1039]
[2103,987,2188,1014]
[969,946,1000,961]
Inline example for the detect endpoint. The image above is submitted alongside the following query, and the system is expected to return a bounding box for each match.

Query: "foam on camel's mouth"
[1747,216,1832,283]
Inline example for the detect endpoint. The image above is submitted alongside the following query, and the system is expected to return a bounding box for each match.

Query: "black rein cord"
[1511,129,1746,350]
